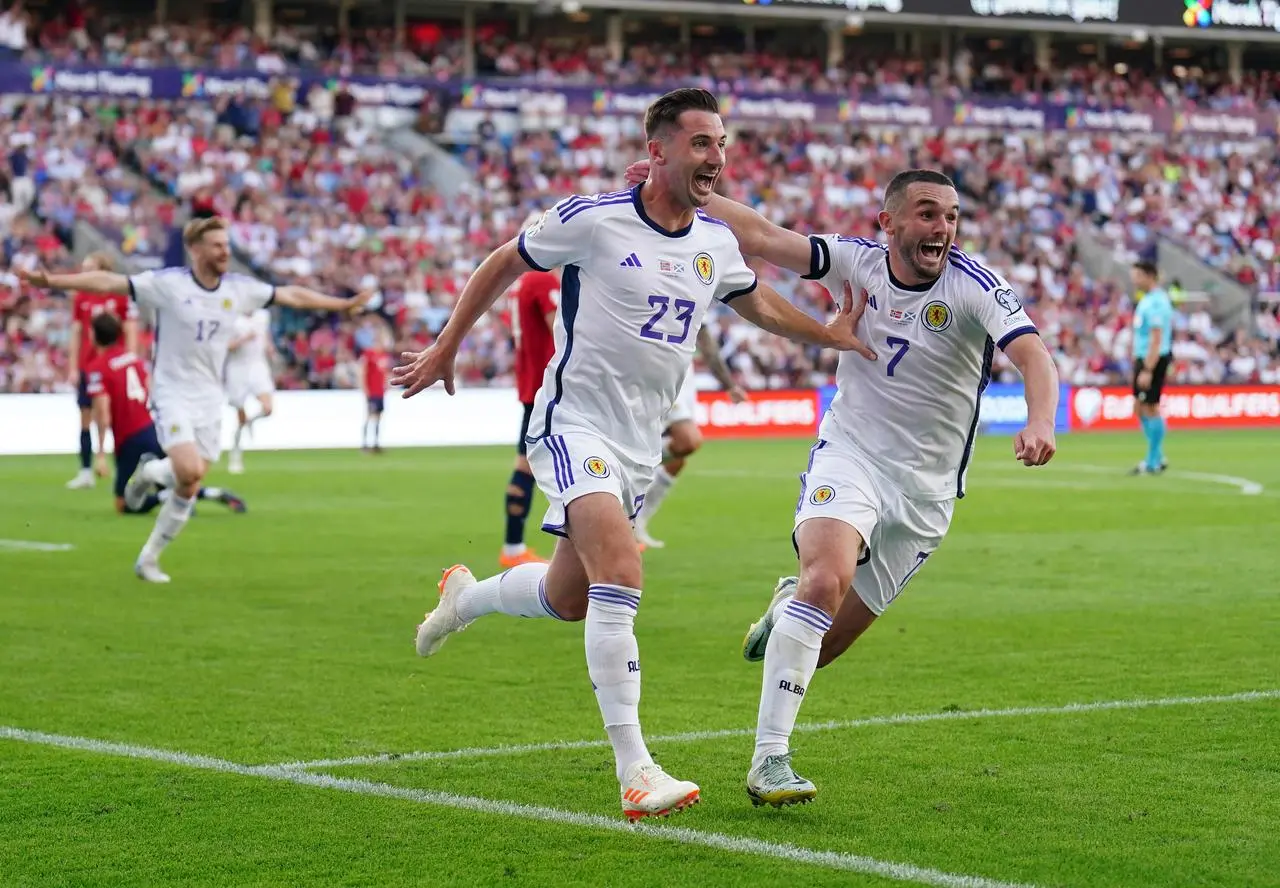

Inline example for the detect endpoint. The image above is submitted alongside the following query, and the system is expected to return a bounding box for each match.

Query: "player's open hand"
[16,266,50,288]
[1013,420,1056,467]
[392,343,457,398]
[824,283,877,361]
[624,159,650,186]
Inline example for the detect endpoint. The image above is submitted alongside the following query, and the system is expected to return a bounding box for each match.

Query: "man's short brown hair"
[644,88,720,141]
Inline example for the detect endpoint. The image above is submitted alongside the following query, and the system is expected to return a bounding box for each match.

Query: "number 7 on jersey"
[885,337,910,377]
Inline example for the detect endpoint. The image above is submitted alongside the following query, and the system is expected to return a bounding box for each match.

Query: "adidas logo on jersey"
[619,253,642,268]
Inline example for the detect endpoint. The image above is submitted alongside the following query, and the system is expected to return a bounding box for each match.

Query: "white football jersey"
[128,268,275,416]
[807,235,1038,501]
[520,187,757,466]
[225,308,272,372]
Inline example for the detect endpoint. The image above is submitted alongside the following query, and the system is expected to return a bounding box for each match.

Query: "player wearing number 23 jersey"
[519,185,757,534]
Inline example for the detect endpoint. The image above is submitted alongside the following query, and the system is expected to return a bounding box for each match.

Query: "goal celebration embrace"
[395,86,1057,819]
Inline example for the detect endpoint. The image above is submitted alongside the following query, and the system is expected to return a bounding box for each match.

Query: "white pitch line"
[274,689,1280,771]
[1070,464,1264,496]
[0,539,75,552]
[0,725,1038,888]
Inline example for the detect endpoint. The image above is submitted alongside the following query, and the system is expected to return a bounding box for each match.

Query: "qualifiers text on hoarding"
[694,389,819,439]
[1070,385,1280,431]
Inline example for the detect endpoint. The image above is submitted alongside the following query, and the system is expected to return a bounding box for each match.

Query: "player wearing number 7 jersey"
[18,216,372,583]
[395,88,875,822]
[623,164,1060,807]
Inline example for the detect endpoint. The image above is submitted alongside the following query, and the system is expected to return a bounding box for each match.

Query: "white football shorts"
[793,433,954,615]
[225,360,275,409]
[663,369,698,427]
[152,400,223,464]
[528,430,654,538]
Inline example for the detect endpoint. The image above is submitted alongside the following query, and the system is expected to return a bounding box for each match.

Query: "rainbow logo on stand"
[30,67,53,92]
[1183,0,1212,27]
[181,73,205,97]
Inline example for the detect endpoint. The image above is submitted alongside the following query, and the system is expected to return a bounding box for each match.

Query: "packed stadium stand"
[1,6,1278,394]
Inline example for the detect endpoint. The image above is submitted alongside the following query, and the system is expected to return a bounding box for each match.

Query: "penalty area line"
[0,725,1040,888]
[274,689,1280,771]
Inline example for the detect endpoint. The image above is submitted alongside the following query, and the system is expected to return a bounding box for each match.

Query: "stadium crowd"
[1,20,1278,394]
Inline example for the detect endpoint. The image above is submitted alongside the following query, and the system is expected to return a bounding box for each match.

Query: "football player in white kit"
[633,326,744,550]
[224,305,276,474]
[626,166,1060,806]
[20,217,371,582]
[394,88,876,821]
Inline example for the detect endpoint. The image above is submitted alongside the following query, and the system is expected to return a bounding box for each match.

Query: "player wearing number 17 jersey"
[659,169,1061,808]
[395,88,875,821]
[19,216,371,583]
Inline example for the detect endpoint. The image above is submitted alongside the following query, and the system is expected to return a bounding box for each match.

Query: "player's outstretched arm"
[1004,334,1059,467]
[392,238,530,398]
[623,160,811,274]
[730,281,877,359]
[19,268,130,295]
[274,285,374,315]
[695,326,744,402]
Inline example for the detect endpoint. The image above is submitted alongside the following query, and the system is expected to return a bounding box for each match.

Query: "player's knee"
[794,565,847,617]
[668,426,701,459]
[592,548,644,592]
[663,456,687,476]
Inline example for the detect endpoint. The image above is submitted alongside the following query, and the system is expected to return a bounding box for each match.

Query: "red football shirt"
[362,349,389,397]
[509,270,559,404]
[72,291,136,370]
[85,346,153,444]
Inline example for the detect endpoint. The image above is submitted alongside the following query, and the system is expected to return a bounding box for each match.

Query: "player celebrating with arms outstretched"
[395,88,875,821]
[626,163,1059,806]
[20,217,372,582]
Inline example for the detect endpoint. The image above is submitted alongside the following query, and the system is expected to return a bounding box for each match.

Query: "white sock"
[501,543,528,558]
[141,457,176,489]
[201,486,223,499]
[637,467,675,526]
[455,563,559,622]
[140,493,195,562]
[753,599,832,770]
[585,584,654,782]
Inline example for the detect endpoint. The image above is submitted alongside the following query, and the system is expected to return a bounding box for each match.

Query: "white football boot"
[620,762,700,821]
[415,564,474,657]
[134,557,171,584]
[746,753,817,808]
[742,576,798,662]
[66,468,95,489]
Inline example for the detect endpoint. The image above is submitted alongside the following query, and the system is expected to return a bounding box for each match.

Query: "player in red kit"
[359,323,391,453]
[501,262,560,568]
[85,313,245,516]
[66,253,137,490]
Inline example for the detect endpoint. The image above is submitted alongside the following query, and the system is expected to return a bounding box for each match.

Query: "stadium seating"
[1,20,1277,393]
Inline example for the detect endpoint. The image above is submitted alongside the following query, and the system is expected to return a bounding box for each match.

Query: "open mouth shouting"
[692,168,719,198]
[919,240,947,263]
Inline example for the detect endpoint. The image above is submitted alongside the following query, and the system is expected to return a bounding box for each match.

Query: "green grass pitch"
[1,430,1277,887]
